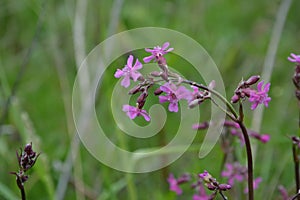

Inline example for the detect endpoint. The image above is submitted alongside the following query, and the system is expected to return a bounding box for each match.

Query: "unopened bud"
[154,88,163,95]
[245,75,260,85]
[128,85,141,95]
[219,184,231,191]
[150,71,162,77]
[188,99,202,108]
[231,94,240,103]
[137,92,148,109]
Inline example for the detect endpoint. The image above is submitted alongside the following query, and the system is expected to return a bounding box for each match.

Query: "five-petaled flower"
[122,104,150,121]
[248,81,271,110]
[114,55,143,88]
[143,42,174,63]
[159,82,192,112]
[288,53,300,64]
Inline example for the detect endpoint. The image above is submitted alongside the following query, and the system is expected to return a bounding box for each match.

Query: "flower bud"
[154,88,163,95]
[245,75,260,86]
[137,92,148,109]
[150,71,162,77]
[231,94,240,103]
[219,184,231,191]
[128,85,141,95]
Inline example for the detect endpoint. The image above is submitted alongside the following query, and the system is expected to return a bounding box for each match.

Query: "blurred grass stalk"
[250,0,293,199]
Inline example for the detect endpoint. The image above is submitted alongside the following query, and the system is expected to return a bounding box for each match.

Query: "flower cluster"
[114,42,215,121]
[231,75,271,110]
[168,171,231,199]
[221,162,262,193]
[114,42,273,199]
[10,143,40,194]
[193,120,270,145]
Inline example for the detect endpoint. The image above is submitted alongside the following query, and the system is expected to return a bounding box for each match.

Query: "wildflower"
[288,53,300,64]
[159,82,192,112]
[143,42,174,63]
[221,163,247,185]
[122,104,150,121]
[248,81,271,110]
[167,174,190,195]
[114,55,143,88]
[231,75,271,110]
[17,142,40,172]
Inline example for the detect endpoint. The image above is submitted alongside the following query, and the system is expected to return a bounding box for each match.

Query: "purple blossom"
[143,42,174,63]
[288,53,300,64]
[248,81,271,110]
[159,82,192,112]
[221,163,247,185]
[122,105,150,121]
[167,174,187,195]
[114,55,143,88]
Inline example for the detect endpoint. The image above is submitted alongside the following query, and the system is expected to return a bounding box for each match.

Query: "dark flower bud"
[154,88,163,95]
[137,76,145,82]
[128,85,141,95]
[293,76,300,89]
[161,71,169,81]
[137,92,148,109]
[295,90,300,101]
[231,94,240,103]
[245,75,260,86]
[207,183,217,191]
[219,184,231,191]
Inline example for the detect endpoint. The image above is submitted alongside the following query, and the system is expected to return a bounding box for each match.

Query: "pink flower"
[288,53,300,64]
[167,174,183,195]
[248,81,271,110]
[122,105,150,121]
[143,42,174,63]
[221,163,247,185]
[159,83,192,112]
[114,55,142,88]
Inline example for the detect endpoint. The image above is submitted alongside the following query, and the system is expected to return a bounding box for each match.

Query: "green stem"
[182,79,238,119]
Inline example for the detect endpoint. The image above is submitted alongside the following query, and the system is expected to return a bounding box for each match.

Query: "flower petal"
[127,55,134,68]
[114,69,124,78]
[121,75,130,88]
[169,102,178,112]
[143,55,154,63]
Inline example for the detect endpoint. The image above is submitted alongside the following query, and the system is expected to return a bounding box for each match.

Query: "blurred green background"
[1,0,300,199]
